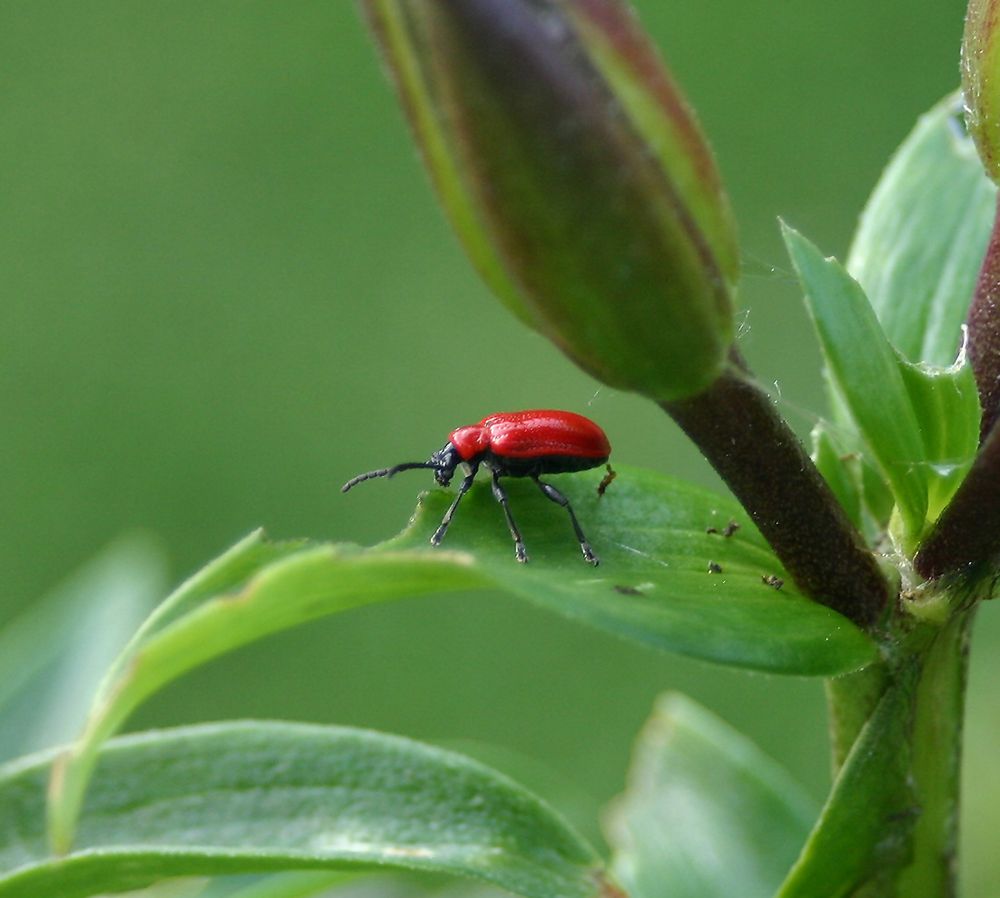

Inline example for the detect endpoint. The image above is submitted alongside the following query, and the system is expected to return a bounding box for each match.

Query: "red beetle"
[342,410,612,565]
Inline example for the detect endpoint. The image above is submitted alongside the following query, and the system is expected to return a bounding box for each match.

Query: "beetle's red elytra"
[342,410,612,565]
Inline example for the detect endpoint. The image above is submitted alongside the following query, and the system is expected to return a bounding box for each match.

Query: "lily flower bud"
[963,0,1000,181]
[361,0,740,401]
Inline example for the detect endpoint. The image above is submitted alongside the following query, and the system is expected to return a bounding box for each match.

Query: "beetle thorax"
[448,425,490,461]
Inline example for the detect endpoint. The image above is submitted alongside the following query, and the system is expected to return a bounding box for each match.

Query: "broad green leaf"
[777,679,914,898]
[387,466,876,677]
[0,534,166,763]
[848,92,997,367]
[3,722,608,898]
[784,223,928,545]
[49,469,877,852]
[605,693,817,898]
[47,536,485,854]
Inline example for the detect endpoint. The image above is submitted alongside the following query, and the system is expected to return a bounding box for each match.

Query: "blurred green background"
[4,0,999,892]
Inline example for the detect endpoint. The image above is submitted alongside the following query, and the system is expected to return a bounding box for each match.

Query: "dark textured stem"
[967,193,1000,443]
[914,420,1000,579]
[662,360,889,628]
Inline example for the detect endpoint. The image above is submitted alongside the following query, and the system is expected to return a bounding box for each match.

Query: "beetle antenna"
[341,461,436,493]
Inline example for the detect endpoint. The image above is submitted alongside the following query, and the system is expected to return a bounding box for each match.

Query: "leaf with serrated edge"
[5,723,609,898]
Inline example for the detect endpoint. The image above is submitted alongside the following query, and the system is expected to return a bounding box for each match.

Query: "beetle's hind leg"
[533,477,599,565]
[491,471,528,563]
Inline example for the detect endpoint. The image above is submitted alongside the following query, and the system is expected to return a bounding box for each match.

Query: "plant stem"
[825,663,889,774]
[661,359,890,627]
[966,192,1000,443]
[895,608,974,898]
[914,419,1000,579]
[821,602,975,897]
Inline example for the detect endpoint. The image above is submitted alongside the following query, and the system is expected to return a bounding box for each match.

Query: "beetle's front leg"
[431,463,478,547]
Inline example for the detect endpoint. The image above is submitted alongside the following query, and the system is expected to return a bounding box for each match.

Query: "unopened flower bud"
[963,0,1000,181]
[361,0,740,401]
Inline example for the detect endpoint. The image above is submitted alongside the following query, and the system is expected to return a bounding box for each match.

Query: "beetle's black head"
[429,442,460,487]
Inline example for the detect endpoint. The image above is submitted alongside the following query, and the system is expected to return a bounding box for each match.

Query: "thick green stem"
[823,605,975,897]
[825,663,889,774]
[662,360,890,627]
[896,608,974,898]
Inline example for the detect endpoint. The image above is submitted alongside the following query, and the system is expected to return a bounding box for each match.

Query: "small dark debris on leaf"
[887,805,922,824]
[708,561,723,574]
[707,519,740,537]
[762,574,784,590]
[597,464,617,497]
[614,584,642,596]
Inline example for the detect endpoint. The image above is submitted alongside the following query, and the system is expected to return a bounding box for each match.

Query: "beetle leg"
[534,477,599,565]
[431,463,478,547]
[491,471,528,563]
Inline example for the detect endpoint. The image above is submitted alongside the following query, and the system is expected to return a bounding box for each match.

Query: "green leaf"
[0,534,166,763]
[2,722,607,898]
[386,466,876,678]
[810,423,863,534]
[46,534,485,854]
[777,679,914,898]
[784,223,928,545]
[48,469,877,852]
[896,355,980,521]
[848,93,997,367]
[813,408,895,543]
[787,223,982,543]
[605,693,817,898]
